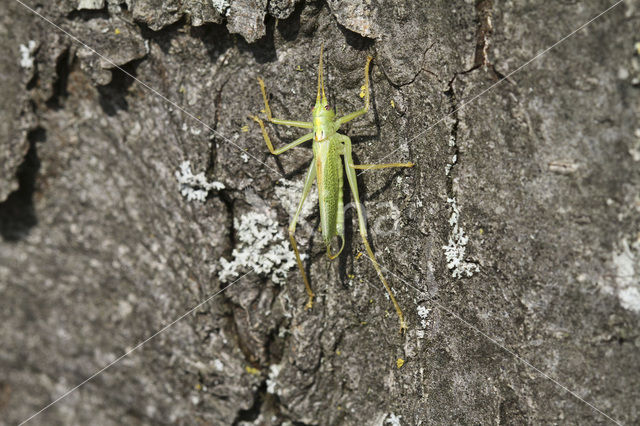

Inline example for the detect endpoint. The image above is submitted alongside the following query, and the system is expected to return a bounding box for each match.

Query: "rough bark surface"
[1,0,639,425]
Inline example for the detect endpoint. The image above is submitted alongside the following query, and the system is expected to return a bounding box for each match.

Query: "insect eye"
[325,105,331,110]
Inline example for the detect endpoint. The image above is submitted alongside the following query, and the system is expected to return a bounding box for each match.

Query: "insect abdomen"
[317,139,341,246]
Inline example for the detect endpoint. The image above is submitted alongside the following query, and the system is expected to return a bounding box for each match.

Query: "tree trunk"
[1,0,638,424]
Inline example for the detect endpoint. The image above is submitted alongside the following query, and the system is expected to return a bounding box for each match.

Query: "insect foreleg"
[336,56,372,127]
[251,115,312,155]
[288,158,318,309]
[341,134,407,333]
[257,77,313,129]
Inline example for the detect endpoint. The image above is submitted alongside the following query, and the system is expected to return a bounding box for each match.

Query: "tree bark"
[1,0,639,424]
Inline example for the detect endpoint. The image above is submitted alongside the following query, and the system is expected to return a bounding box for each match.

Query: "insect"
[250,45,414,332]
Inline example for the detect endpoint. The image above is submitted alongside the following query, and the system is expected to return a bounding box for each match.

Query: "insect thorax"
[312,114,336,142]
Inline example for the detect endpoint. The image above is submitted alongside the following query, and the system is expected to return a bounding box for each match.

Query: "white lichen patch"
[602,238,640,313]
[384,413,402,426]
[210,0,230,16]
[175,161,224,202]
[19,40,37,69]
[218,212,300,284]
[266,363,282,394]
[417,305,432,328]
[444,154,457,176]
[442,197,479,278]
[213,359,224,372]
[77,0,105,10]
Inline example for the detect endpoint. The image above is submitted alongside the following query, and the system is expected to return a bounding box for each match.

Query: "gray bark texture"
[1,0,639,424]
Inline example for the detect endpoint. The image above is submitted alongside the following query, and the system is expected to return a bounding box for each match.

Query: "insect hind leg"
[288,158,317,309]
[340,134,407,333]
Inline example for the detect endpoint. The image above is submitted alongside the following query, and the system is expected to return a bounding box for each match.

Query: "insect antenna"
[316,43,326,104]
